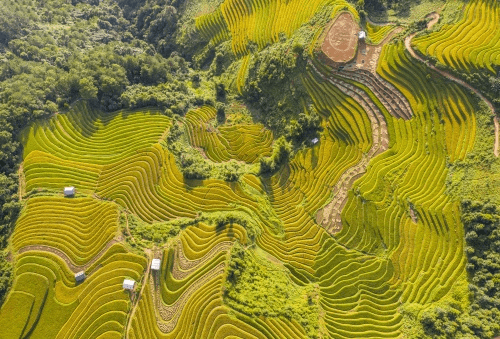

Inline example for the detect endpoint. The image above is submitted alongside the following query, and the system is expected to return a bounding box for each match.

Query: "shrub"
[215,102,226,124]
[259,136,292,175]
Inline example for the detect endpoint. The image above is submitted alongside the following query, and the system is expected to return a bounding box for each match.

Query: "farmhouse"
[64,186,75,197]
[311,138,319,145]
[358,31,366,40]
[151,259,161,271]
[75,271,86,283]
[123,279,135,290]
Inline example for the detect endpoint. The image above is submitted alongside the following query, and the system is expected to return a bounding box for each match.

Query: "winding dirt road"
[310,60,390,235]
[17,162,25,201]
[313,25,410,235]
[405,12,499,157]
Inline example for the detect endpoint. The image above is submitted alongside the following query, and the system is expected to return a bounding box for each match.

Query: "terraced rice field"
[13,197,118,265]
[195,0,358,56]
[185,106,274,163]
[0,246,146,338]
[413,0,500,73]
[1,0,493,338]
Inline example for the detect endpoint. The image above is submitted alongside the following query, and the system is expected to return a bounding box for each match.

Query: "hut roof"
[64,186,75,196]
[75,271,86,282]
[151,259,161,271]
[123,279,135,290]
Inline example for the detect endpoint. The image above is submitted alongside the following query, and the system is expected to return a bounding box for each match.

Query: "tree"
[79,77,98,101]
[216,102,226,124]
[285,109,323,147]
[259,136,292,175]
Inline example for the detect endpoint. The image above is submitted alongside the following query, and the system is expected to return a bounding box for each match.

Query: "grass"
[368,0,446,24]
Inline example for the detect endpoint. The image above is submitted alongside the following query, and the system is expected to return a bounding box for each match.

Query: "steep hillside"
[0,0,499,338]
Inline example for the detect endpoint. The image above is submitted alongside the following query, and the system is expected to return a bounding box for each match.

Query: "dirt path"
[18,239,118,274]
[310,60,389,234]
[18,162,25,201]
[405,12,499,157]
[495,118,499,157]
[123,212,139,246]
[126,249,151,339]
[312,23,410,234]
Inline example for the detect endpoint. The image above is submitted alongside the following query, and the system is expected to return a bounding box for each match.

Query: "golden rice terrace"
[1,0,500,338]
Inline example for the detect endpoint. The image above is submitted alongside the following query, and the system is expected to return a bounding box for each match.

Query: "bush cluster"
[259,136,292,175]
[224,243,319,338]
[284,109,323,148]
[243,37,309,133]
[129,210,259,246]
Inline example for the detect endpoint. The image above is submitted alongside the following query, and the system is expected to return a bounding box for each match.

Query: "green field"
[0,0,499,338]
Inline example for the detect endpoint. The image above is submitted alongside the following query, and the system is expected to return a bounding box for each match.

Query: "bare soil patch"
[321,12,359,63]
[18,162,25,201]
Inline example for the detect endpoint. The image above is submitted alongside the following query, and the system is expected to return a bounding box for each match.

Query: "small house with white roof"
[64,186,75,197]
[151,259,161,271]
[123,279,135,290]
[75,271,85,283]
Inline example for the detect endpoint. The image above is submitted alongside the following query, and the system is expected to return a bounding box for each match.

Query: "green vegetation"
[413,201,500,339]
[363,0,445,22]
[225,243,319,338]
[1,0,500,337]
[0,0,207,306]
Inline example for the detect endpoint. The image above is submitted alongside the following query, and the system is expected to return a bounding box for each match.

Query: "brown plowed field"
[321,12,359,63]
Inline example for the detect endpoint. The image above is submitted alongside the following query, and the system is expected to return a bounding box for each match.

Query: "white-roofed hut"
[151,259,161,271]
[75,271,86,283]
[123,279,135,290]
[64,186,75,197]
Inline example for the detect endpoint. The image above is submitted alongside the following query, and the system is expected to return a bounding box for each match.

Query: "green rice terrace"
[0,0,500,338]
